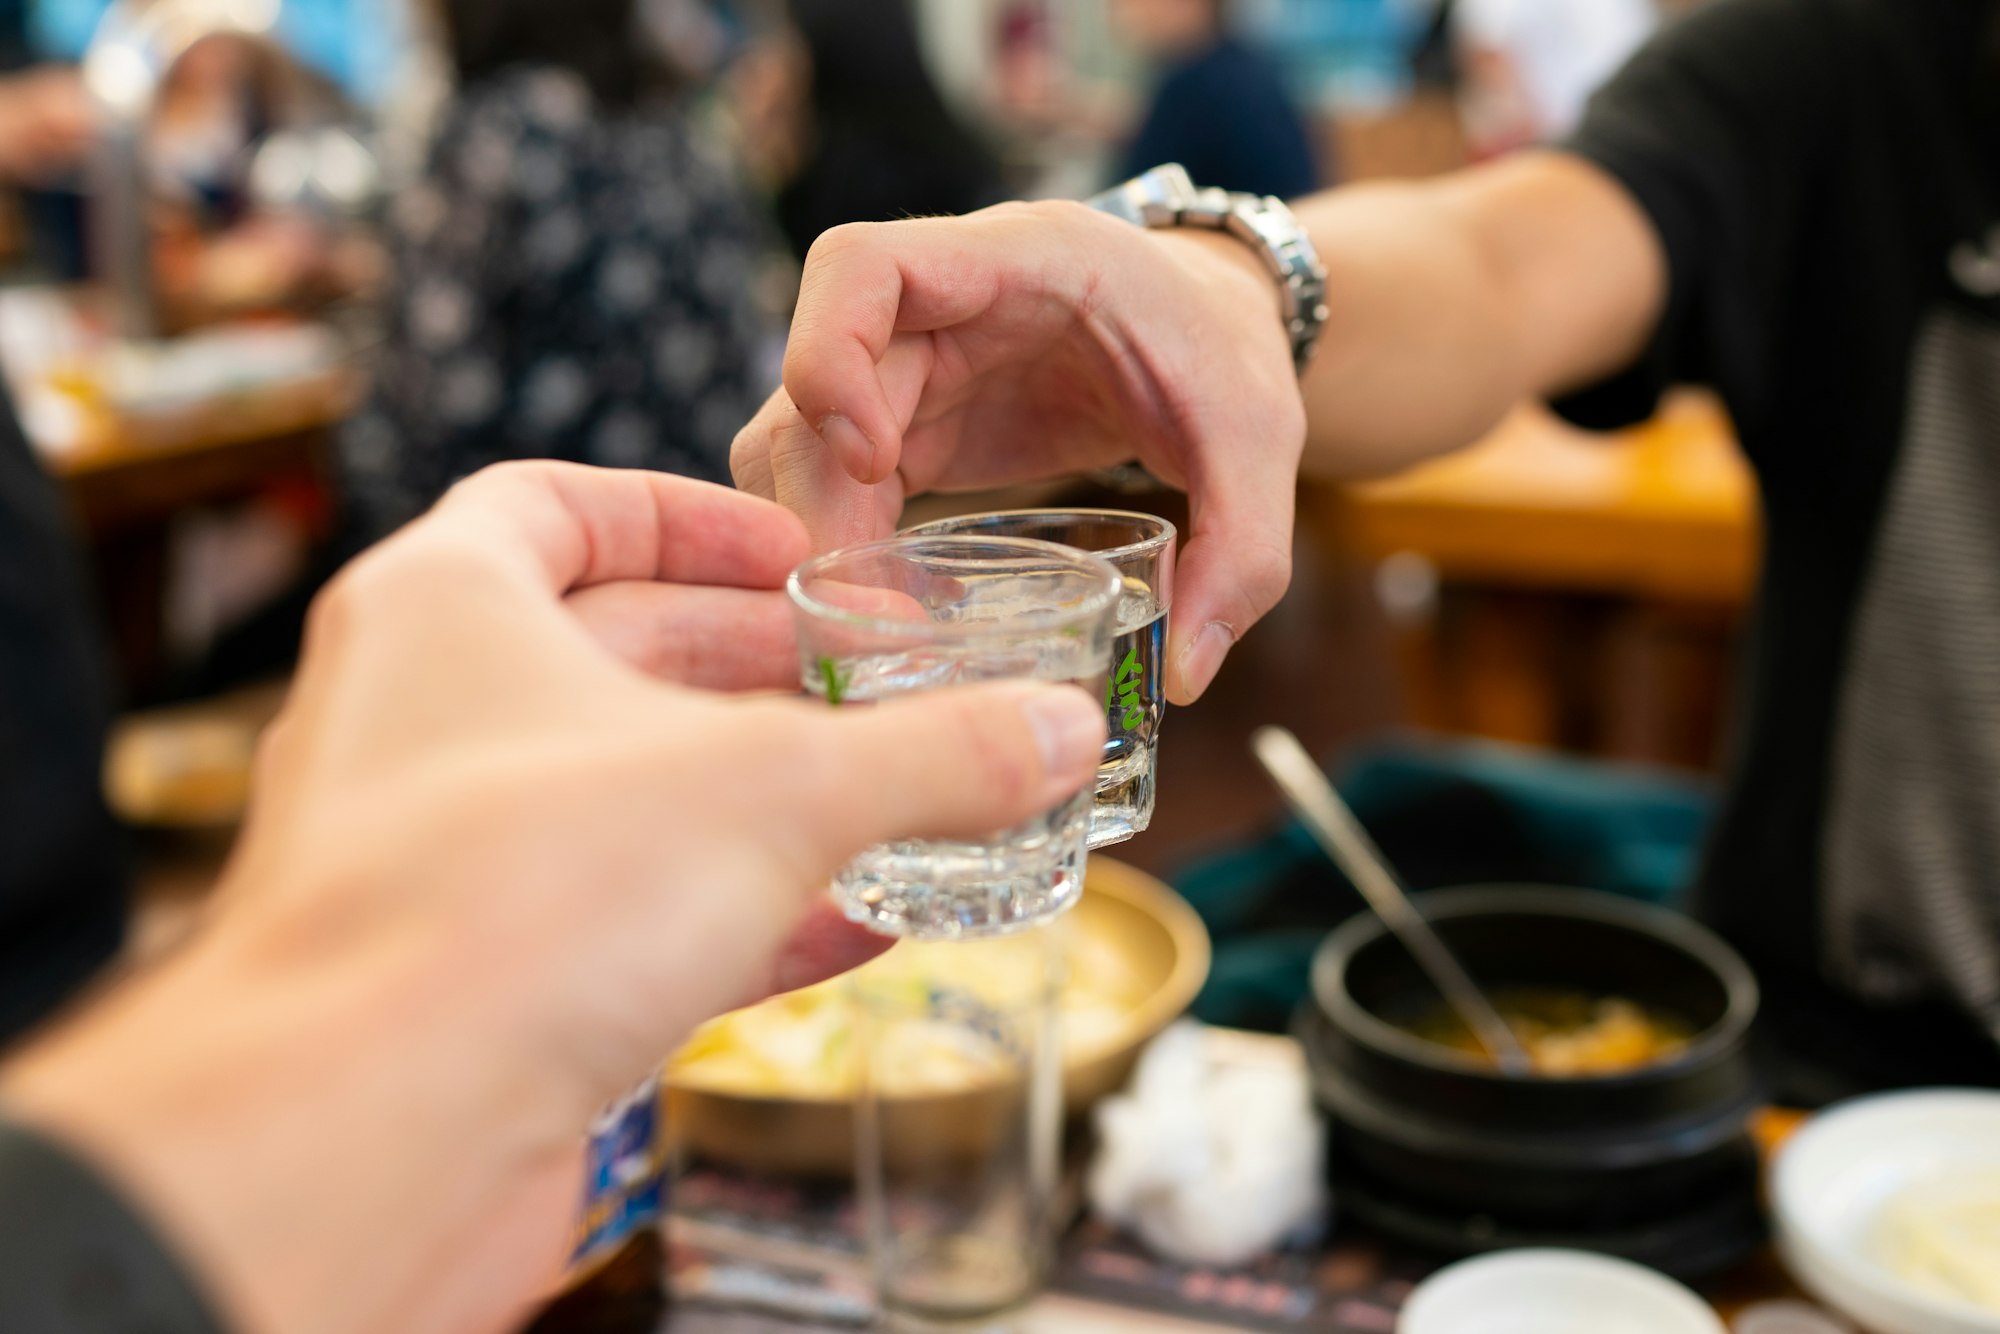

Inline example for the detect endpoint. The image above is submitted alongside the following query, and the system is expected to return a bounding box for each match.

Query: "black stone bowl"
[1299,886,1767,1279]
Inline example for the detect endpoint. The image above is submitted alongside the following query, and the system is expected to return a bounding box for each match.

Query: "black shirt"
[0,392,125,1043]
[1559,0,2000,1092]
[0,1118,224,1333]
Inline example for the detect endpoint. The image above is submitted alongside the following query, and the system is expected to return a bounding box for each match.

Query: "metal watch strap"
[1087,163,1330,374]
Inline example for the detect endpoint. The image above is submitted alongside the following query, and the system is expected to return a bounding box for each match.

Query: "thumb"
[778,681,1107,864]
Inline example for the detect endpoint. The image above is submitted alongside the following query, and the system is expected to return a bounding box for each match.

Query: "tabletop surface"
[1332,391,1761,605]
[47,368,354,480]
[656,1035,1819,1334]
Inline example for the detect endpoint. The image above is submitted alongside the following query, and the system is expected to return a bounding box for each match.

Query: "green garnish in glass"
[818,656,852,705]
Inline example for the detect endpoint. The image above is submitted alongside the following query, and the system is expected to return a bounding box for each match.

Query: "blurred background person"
[336,0,787,544]
[735,0,2000,1099]
[1111,0,1320,198]
[772,0,1004,259]
[141,33,383,333]
[0,60,89,181]
[29,0,411,105]
[22,0,414,285]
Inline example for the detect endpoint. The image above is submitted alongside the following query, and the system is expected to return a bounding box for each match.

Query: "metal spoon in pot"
[1251,726,1535,1078]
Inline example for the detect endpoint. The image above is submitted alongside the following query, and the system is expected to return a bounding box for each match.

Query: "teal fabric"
[1172,734,1715,1030]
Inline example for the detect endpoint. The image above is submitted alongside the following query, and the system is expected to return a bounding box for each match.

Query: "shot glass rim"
[788,534,1123,639]
[898,507,1178,564]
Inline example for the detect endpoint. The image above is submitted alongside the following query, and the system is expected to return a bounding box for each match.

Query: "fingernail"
[1020,686,1108,779]
[815,413,877,478]
[1175,620,1237,700]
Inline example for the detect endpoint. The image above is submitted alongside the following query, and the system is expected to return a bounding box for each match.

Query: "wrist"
[1144,226,1289,322]
[1138,226,1299,392]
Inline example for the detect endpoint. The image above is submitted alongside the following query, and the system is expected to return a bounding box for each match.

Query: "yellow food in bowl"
[669,927,1145,1100]
[664,860,1211,1176]
[1403,988,1693,1077]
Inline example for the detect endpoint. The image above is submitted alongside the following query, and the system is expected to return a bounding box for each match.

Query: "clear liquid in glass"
[809,632,1107,939]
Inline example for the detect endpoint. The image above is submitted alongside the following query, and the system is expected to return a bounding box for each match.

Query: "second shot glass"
[900,510,1176,848]
[789,536,1121,939]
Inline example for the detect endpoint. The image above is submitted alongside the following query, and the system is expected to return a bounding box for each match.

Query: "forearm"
[1291,152,1666,478]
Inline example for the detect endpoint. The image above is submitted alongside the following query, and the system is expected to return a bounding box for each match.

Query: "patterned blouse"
[340,66,782,542]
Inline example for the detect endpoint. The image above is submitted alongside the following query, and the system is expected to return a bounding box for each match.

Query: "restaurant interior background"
[15,0,1928,1328]
[24,0,1744,956]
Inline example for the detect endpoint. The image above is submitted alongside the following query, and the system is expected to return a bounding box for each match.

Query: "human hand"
[732,200,1306,703]
[560,479,890,991]
[1,464,1106,1334]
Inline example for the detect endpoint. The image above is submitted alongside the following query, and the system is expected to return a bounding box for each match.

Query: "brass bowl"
[664,857,1211,1177]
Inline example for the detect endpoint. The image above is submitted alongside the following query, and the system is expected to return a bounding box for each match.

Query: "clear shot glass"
[789,536,1121,939]
[900,511,1176,848]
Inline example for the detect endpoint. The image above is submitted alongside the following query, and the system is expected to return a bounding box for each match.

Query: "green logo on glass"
[1107,645,1144,731]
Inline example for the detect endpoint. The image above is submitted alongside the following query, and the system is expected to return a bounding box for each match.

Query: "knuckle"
[779,323,844,404]
[1016,197,1091,231]
[252,709,296,776]
[447,458,561,500]
[1044,196,1140,250]
[778,340,817,398]
[312,528,506,643]
[304,556,370,646]
[728,427,760,479]
[803,221,868,271]
[1238,536,1295,616]
[731,392,786,460]
[767,405,829,469]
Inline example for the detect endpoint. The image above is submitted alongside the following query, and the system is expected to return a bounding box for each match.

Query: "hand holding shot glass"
[899,511,1177,849]
[789,536,1122,939]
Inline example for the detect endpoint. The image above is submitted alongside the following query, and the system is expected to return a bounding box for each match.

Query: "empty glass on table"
[789,536,1121,939]
[852,930,1064,1330]
[899,511,1176,848]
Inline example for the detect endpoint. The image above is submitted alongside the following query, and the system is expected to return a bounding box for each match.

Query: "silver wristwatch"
[1087,163,1330,374]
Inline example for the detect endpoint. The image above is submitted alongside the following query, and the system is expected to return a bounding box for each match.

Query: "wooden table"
[1026,1106,1813,1331]
[1334,391,1757,604]
[1314,392,1760,768]
[621,1033,1817,1334]
[48,366,353,533]
[41,368,355,697]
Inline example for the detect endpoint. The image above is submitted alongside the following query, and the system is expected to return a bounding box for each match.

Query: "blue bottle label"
[573,1078,668,1268]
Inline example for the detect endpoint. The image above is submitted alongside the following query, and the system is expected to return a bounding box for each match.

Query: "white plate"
[1398,1249,1724,1334]
[1774,1088,2000,1334]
